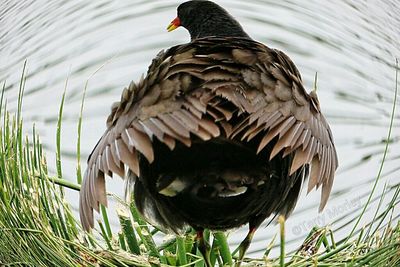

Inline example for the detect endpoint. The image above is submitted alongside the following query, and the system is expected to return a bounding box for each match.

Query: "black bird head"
[167,0,250,40]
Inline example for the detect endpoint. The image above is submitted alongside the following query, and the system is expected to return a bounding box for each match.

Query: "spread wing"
[79,37,338,230]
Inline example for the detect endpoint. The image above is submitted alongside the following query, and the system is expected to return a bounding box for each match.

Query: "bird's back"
[79,37,337,233]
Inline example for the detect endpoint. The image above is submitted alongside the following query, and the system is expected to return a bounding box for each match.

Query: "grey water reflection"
[1,0,399,256]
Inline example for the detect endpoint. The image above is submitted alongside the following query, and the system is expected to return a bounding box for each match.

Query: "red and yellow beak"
[167,17,181,32]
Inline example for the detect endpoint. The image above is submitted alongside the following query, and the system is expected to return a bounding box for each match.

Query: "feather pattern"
[79,36,338,232]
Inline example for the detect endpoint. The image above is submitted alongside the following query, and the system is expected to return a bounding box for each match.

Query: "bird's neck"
[189,15,250,40]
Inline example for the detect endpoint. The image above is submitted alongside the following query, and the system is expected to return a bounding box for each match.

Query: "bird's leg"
[235,225,257,267]
[196,229,212,267]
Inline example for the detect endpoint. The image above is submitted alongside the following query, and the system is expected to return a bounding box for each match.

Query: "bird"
[79,0,338,265]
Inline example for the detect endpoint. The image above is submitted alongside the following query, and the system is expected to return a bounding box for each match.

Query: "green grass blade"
[213,232,232,266]
[176,235,188,265]
[56,84,67,181]
[279,215,285,267]
[76,80,88,185]
[118,209,141,255]
[101,204,113,239]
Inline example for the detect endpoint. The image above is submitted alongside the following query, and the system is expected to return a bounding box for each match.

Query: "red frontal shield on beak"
[167,17,181,32]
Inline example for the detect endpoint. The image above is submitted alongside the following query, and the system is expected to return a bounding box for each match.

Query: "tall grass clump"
[0,64,83,265]
[0,61,399,266]
[0,65,149,266]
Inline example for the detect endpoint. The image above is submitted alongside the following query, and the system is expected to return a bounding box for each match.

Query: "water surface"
[1,0,399,256]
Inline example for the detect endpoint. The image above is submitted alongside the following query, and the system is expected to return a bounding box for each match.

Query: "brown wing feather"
[239,49,338,211]
[79,37,338,231]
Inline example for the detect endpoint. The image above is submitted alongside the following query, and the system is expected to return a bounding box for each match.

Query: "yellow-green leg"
[197,229,212,267]
[235,226,257,267]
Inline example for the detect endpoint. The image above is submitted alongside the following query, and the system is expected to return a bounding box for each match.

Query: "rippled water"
[1,0,399,257]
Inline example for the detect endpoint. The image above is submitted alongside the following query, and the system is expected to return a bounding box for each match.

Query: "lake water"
[1,0,399,257]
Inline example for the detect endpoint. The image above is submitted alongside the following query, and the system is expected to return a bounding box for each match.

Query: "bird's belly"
[169,184,272,230]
